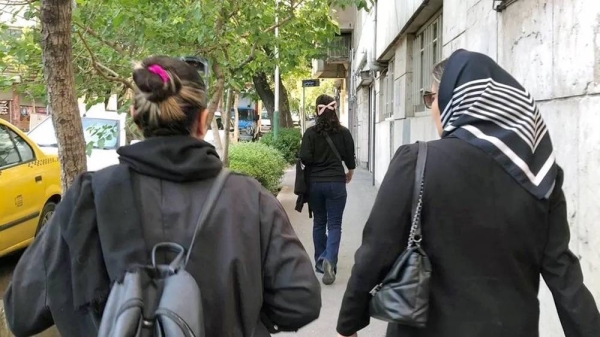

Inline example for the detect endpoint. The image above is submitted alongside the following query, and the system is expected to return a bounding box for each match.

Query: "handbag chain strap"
[408,179,424,247]
[407,141,427,248]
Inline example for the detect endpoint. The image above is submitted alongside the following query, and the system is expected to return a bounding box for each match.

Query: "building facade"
[0,5,48,131]
[314,0,600,335]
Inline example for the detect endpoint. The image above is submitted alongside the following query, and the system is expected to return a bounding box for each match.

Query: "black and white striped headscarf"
[439,49,557,199]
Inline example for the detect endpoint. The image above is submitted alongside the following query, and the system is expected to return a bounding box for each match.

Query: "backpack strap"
[185,169,230,265]
[324,133,343,163]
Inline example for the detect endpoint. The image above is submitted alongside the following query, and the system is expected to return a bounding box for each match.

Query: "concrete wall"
[333,6,356,32]
[441,2,600,335]
[351,0,600,334]
[355,89,369,168]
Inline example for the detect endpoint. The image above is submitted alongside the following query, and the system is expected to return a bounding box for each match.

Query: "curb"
[0,302,10,337]
[276,184,292,202]
[0,301,60,336]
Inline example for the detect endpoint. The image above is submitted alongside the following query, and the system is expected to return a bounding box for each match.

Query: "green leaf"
[86,142,94,156]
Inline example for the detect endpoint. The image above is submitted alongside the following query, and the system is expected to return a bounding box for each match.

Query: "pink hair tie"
[147,64,169,83]
[317,101,337,115]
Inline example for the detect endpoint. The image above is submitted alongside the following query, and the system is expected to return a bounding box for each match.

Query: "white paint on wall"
[351,1,600,333]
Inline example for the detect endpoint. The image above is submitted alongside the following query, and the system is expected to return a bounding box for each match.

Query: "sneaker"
[322,260,336,285]
[315,260,324,274]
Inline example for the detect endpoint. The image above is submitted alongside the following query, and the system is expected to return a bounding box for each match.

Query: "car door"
[0,125,43,252]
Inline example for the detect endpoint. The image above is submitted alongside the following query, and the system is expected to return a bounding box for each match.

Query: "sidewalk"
[277,168,388,337]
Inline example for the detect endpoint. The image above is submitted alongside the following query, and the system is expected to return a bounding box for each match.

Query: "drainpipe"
[372,1,377,186]
[373,1,377,66]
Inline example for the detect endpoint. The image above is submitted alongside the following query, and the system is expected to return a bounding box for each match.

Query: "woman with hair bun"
[4,56,321,337]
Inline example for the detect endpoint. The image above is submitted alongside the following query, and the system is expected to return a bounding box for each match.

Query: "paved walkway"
[277,169,387,337]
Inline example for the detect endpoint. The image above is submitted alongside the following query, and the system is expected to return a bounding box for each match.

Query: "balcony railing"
[325,34,351,63]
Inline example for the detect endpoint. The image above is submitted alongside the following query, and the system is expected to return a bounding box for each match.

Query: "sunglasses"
[423,91,437,109]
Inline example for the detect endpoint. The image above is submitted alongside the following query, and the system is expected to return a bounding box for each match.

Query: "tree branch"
[240,0,306,38]
[232,43,257,73]
[73,21,127,56]
[75,30,134,90]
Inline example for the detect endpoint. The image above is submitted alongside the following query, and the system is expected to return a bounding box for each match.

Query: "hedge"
[228,142,287,194]
[260,128,302,164]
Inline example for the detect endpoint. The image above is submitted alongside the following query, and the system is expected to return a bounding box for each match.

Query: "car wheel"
[36,201,57,236]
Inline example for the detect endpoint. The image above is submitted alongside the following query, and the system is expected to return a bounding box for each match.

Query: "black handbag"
[368,141,432,327]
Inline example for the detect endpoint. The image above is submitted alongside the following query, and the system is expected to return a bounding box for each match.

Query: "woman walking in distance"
[300,94,356,285]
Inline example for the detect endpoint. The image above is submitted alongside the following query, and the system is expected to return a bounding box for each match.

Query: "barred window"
[380,59,394,119]
[412,13,443,114]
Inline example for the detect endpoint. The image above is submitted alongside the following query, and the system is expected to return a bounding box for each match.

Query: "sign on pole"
[302,79,321,87]
[301,79,320,134]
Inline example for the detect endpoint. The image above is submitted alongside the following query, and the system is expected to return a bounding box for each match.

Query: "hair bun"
[133,66,182,103]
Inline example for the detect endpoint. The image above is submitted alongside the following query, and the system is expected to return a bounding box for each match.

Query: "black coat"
[337,138,600,337]
[4,137,321,337]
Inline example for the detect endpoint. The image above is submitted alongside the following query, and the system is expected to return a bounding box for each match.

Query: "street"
[0,253,20,296]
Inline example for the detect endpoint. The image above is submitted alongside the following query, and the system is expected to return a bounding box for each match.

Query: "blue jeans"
[309,181,347,270]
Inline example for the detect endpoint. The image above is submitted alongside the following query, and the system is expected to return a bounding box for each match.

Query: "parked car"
[260,111,271,133]
[0,119,61,257]
[292,114,300,128]
[28,110,127,171]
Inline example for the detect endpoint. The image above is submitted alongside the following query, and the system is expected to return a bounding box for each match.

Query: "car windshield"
[261,112,269,119]
[28,117,119,149]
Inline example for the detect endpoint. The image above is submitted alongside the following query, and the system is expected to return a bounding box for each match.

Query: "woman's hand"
[346,170,354,184]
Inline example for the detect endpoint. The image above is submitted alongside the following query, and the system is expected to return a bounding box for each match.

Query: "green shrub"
[260,128,302,164]
[228,142,287,194]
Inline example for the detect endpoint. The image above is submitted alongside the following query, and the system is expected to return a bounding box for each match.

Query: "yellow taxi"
[0,119,61,257]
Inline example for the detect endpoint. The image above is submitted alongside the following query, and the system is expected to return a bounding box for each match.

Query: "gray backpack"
[97,170,230,337]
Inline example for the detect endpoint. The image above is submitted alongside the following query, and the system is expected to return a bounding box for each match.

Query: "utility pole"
[273,0,280,140]
[301,84,305,134]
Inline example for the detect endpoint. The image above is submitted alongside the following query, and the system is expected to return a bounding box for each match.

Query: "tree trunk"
[207,61,225,156]
[279,79,293,128]
[41,0,86,190]
[222,89,234,167]
[207,61,225,127]
[252,71,293,129]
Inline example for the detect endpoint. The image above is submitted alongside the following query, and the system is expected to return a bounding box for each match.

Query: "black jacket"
[4,136,321,337]
[299,126,356,182]
[337,138,600,337]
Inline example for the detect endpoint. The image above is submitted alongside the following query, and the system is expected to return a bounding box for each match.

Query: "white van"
[28,109,127,171]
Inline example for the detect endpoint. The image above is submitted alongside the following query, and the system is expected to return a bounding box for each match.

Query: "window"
[28,117,120,149]
[381,59,395,119]
[0,127,22,168]
[412,13,443,113]
[8,129,34,162]
[6,28,23,39]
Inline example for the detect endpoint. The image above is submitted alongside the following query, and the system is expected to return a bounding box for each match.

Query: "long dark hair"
[315,94,341,134]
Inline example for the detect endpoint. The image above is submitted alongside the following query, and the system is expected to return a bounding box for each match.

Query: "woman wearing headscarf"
[299,94,356,286]
[336,49,599,337]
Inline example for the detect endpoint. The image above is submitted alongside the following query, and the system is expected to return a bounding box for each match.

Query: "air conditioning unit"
[357,70,374,87]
